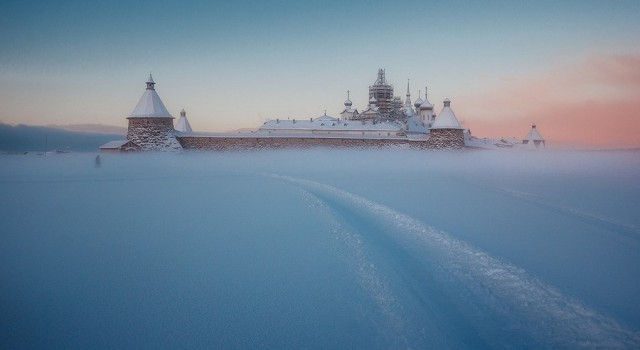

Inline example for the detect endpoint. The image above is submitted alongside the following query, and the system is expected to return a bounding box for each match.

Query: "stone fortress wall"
[176,135,432,151]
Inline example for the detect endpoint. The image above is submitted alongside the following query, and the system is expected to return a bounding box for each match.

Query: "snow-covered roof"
[465,137,521,149]
[361,105,379,114]
[129,75,173,118]
[419,99,433,110]
[314,113,338,122]
[259,119,403,132]
[431,99,463,129]
[100,140,131,149]
[404,106,415,117]
[175,109,193,132]
[524,124,544,141]
[406,115,429,134]
[180,131,407,140]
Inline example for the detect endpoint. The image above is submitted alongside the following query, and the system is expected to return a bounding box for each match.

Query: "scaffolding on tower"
[368,68,395,119]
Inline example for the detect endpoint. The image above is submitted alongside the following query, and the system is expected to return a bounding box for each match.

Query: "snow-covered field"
[1,149,639,349]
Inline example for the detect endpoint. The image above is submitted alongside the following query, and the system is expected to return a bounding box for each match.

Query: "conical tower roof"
[524,124,544,141]
[129,74,173,118]
[431,98,462,129]
[175,109,193,132]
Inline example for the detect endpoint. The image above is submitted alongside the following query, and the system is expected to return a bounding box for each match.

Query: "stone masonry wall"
[127,118,182,151]
[177,136,429,151]
[425,129,465,150]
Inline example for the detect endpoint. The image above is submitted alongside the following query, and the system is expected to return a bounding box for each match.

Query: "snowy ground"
[1,149,639,349]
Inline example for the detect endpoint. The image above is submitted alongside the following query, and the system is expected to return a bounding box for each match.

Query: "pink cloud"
[456,54,640,149]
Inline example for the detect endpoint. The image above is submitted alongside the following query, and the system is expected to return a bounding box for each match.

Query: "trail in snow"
[295,189,415,349]
[495,187,640,240]
[270,174,640,349]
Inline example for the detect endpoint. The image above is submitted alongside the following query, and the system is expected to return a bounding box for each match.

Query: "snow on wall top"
[259,119,403,132]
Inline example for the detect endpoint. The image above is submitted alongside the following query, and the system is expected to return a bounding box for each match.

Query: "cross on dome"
[344,90,353,107]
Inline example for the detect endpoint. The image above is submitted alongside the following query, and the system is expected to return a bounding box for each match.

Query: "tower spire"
[146,74,155,90]
[405,79,412,107]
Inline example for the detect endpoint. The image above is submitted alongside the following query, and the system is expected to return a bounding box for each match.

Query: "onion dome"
[419,86,433,110]
[419,100,433,110]
[414,89,424,108]
[344,90,352,107]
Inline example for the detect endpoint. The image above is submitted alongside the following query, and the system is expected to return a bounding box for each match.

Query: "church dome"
[413,89,423,108]
[419,87,433,110]
[419,99,433,110]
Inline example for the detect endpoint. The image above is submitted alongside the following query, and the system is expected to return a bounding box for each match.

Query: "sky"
[1,0,639,148]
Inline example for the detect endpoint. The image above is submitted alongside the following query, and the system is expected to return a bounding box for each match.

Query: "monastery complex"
[101,70,545,152]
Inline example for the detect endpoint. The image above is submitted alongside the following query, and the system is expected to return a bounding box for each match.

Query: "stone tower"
[126,74,182,151]
[426,98,465,150]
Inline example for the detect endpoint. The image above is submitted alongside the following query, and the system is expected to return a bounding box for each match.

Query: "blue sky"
[1,0,639,145]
